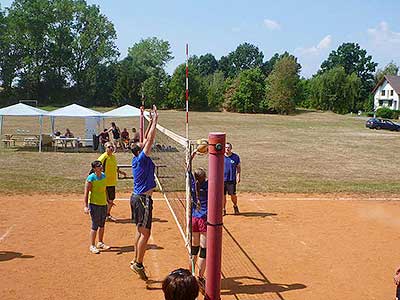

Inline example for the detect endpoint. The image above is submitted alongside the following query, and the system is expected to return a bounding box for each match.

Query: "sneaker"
[89,245,100,254]
[223,209,226,216]
[233,205,240,215]
[106,215,117,222]
[130,263,148,280]
[97,242,110,250]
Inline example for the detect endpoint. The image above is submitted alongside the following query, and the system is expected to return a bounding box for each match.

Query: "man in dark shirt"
[223,142,241,215]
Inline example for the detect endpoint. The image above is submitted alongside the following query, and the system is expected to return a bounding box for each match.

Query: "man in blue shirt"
[129,105,158,280]
[224,142,241,215]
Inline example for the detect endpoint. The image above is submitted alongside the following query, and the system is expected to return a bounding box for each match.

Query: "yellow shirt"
[97,152,117,186]
[87,173,107,206]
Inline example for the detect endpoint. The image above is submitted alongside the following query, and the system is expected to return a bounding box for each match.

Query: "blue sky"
[2,0,400,77]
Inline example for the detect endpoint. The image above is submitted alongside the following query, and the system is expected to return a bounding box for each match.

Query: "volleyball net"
[148,118,193,255]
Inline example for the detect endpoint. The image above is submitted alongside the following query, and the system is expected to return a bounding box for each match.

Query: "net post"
[205,132,225,300]
[139,106,144,142]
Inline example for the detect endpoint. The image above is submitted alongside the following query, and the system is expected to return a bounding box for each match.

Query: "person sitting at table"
[121,128,130,149]
[98,129,110,153]
[64,128,75,148]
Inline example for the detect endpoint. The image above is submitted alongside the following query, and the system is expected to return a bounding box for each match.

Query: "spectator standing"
[97,142,126,222]
[107,122,122,149]
[98,129,110,153]
[83,160,110,254]
[223,142,241,215]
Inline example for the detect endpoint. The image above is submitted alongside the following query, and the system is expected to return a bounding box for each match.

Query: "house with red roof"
[372,75,400,111]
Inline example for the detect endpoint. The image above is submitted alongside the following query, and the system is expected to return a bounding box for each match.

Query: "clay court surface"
[1,192,400,300]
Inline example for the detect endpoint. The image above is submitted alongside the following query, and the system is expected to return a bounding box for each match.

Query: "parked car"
[365,118,400,131]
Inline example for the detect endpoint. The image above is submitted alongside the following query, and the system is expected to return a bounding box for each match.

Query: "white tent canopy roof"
[102,104,148,117]
[48,103,102,117]
[0,103,48,116]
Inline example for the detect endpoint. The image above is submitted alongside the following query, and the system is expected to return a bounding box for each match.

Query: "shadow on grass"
[221,276,306,296]
[0,251,34,262]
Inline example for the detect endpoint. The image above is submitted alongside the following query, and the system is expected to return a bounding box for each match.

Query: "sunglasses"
[107,146,114,149]
[169,268,189,276]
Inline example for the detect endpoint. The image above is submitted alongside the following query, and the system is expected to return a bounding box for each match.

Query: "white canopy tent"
[0,103,48,152]
[102,104,148,118]
[47,104,103,142]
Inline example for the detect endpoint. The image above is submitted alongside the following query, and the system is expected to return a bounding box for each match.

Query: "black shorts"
[89,203,107,230]
[106,186,116,202]
[224,181,236,195]
[130,194,153,229]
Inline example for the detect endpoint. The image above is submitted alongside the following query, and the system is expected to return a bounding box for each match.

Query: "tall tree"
[190,53,218,76]
[218,43,264,78]
[229,68,265,113]
[113,37,172,105]
[320,42,377,109]
[167,63,206,110]
[266,56,301,114]
[308,66,361,114]
[375,62,399,84]
[70,1,119,103]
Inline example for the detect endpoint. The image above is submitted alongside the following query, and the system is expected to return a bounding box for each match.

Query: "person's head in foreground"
[162,268,199,300]
[130,141,143,157]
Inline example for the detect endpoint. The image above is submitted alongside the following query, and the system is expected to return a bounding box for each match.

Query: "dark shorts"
[89,203,107,230]
[106,186,116,202]
[130,194,153,229]
[192,217,207,233]
[224,181,236,195]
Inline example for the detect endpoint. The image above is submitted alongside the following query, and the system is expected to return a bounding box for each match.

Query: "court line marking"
[0,225,15,242]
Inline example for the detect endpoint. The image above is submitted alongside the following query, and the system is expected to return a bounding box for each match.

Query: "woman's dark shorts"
[224,181,236,195]
[106,186,116,201]
[130,194,153,229]
[89,203,107,230]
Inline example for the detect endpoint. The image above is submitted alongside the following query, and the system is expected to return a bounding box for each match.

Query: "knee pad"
[191,246,200,256]
[199,247,206,258]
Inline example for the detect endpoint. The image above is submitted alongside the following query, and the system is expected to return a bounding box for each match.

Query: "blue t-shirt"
[132,151,156,194]
[190,172,208,219]
[224,153,240,182]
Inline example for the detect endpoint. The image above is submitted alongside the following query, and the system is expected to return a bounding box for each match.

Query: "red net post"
[139,106,144,143]
[205,132,225,300]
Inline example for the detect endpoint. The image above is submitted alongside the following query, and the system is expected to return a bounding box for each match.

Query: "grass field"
[1,109,400,194]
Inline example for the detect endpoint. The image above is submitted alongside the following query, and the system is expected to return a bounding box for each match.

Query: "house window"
[391,90,394,96]
[382,90,386,96]
[389,100,393,107]
[379,100,383,106]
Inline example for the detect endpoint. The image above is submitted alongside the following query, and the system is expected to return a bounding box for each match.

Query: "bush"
[376,107,394,119]
[392,110,400,120]
[366,112,374,117]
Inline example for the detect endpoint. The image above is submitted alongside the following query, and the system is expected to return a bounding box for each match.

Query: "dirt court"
[1,192,400,300]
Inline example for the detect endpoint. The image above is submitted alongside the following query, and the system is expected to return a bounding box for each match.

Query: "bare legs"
[134,226,151,264]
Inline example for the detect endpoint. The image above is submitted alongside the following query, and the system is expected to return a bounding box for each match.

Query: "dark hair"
[226,142,232,148]
[130,142,141,157]
[111,122,116,127]
[162,268,199,300]
[89,160,102,174]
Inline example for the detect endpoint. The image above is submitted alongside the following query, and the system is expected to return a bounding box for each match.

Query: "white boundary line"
[0,225,14,242]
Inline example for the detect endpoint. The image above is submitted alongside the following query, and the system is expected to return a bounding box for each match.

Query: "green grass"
[1,109,400,194]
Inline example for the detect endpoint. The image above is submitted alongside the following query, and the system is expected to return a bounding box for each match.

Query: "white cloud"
[263,19,280,30]
[367,21,400,45]
[295,35,332,55]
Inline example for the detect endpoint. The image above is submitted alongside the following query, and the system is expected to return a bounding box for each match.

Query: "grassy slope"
[1,110,399,194]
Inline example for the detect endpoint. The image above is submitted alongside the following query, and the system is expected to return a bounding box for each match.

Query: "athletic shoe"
[130,263,148,280]
[89,245,100,254]
[106,215,117,222]
[97,242,110,250]
[233,205,240,215]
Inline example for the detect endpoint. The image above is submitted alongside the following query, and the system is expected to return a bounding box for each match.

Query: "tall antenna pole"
[185,43,189,140]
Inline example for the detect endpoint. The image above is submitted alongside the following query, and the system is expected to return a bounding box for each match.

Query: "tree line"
[0,0,399,114]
